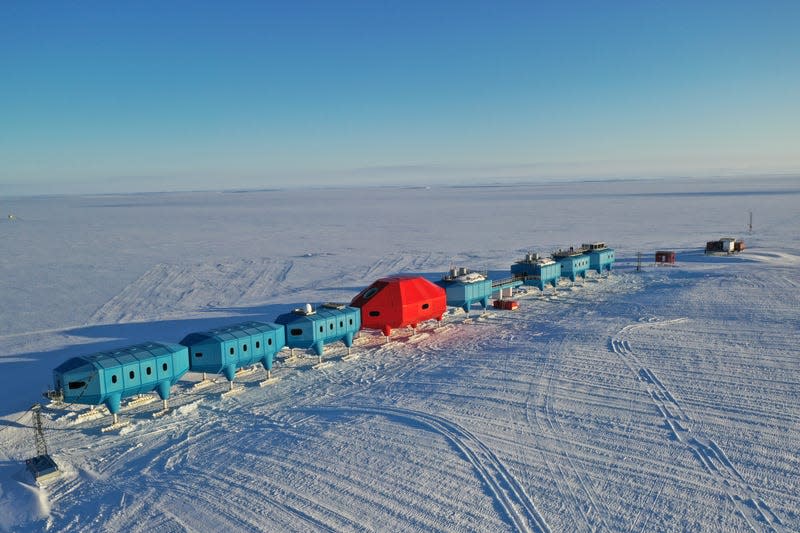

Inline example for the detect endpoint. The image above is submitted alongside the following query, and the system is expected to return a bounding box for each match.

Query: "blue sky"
[2,1,799,193]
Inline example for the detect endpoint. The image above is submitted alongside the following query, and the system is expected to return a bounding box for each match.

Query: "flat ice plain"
[0,176,798,532]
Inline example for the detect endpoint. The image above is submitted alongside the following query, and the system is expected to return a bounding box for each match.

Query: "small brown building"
[655,251,676,264]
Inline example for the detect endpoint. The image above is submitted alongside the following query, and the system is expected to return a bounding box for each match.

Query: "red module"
[350,276,446,337]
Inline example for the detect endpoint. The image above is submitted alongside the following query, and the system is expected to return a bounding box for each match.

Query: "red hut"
[655,251,676,264]
[350,276,447,337]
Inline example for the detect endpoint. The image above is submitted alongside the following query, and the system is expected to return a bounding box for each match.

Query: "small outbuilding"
[180,321,285,382]
[351,275,446,336]
[436,267,493,313]
[274,303,361,356]
[706,237,743,254]
[655,251,676,264]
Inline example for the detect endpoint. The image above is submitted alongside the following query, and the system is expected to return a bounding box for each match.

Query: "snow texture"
[0,176,798,532]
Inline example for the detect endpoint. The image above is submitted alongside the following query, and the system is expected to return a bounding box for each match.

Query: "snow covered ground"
[0,176,798,532]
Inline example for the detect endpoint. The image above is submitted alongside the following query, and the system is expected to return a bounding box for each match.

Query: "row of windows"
[291,318,356,336]
[194,338,276,358]
[69,361,171,389]
[109,362,169,384]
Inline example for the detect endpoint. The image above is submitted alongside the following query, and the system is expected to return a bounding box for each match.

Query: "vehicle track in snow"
[87,258,296,324]
[518,293,618,533]
[541,362,613,532]
[524,359,590,531]
[307,405,551,533]
[357,251,441,284]
[611,320,784,532]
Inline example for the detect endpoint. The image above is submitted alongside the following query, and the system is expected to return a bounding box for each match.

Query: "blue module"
[180,321,285,382]
[582,242,615,273]
[511,253,562,290]
[275,303,361,356]
[553,248,590,282]
[52,342,189,416]
[436,268,493,313]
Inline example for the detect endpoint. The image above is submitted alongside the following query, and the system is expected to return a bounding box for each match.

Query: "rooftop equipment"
[582,242,607,251]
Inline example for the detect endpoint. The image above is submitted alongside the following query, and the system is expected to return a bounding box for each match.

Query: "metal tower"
[26,403,60,482]
[32,404,48,457]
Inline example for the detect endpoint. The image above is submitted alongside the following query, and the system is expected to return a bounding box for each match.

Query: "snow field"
[0,177,798,531]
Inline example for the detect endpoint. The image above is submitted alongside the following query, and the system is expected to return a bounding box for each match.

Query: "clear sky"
[2,0,799,194]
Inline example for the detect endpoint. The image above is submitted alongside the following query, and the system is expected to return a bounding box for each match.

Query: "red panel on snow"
[493,299,519,310]
[350,276,447,336]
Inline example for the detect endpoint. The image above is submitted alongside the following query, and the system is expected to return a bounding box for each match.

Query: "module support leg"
[163,399,168,411]
[112,413,118,425]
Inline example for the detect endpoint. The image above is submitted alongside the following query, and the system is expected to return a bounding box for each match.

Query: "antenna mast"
[25,403,60,482]
[32,404,48,457]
